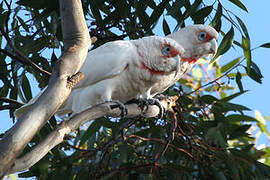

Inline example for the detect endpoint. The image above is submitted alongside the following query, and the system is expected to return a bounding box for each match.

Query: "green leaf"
[260,43,270,48]
[245,66,263,84]
[233,40,242,48]
[16,0,45,9]
[220,57,240,73]
[22,74,32,101]
[226,114,258,123]
[166,1,185,23]
[79,121,100,146]
[235,16,249,38]
[221,102,251,112]
[212,27,234,62]
[220,90,247,102]
[251,61,263,78]
[236,72,244,92]
[162,19,171,35]
[242,36,251,72]
[229,124,251,139]
[210,2,222,32]
[192,5,213,24]
[205,124,227,148]
[228,0,248,12]
[148,0,170,30]
[226,73,247,78]
[200,95,219,104]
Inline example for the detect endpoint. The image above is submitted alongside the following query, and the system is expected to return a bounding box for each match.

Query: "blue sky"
[0,0,269,146]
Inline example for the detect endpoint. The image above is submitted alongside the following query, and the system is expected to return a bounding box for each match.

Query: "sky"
[0,0,270,177]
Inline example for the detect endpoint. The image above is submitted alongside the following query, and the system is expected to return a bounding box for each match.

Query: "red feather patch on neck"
[141,62,164,75]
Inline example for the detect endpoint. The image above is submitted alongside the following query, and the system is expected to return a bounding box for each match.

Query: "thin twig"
[0,27,51,77]
[0,104,21,110]
[126,134,194,159]
[188,58,245,95]
[0,97,24,106]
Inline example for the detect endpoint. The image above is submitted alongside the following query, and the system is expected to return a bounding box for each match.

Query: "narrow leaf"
[242,36,251,72]
[210,2,222,32]
[221,90,247,102]
[227,114,258,122]
[251,61,263,78]
[226,73,247,78]
[236,72,244,92]
[260,43,270,48]
[235,16,249,38]
[162,19,171,35]
[192,5,213,24]
[220,57,240,73]
[245,66,263,84]
[200,95,219,104]
[212,27,234,62]
[228,0,248,12]
[22,74,32,101]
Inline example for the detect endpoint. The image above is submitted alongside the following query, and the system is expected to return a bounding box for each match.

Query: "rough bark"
[0,0,91,177]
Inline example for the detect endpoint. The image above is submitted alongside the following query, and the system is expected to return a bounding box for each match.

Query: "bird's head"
[135,36,184,76]
[166,24,218,63]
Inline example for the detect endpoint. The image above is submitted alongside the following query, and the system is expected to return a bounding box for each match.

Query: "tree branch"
[0,0,91,177]
[0,97,24,106]
[7,98,174,174]
[0,29,51,77]
[188,57,245,95]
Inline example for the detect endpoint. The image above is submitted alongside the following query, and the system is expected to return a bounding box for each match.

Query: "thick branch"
[0,0,91,177]
[7,98,174,174]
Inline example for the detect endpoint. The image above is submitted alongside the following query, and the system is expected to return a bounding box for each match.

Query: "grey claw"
[107,100,128,118]
[146,98,165,119]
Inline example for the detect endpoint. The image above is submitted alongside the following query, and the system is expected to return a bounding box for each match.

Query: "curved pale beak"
[209,38,218,57]
[173,55,181,78]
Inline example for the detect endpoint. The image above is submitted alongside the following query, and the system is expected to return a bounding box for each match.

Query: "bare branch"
[0,104,21,111]
[0,97,24,106]
[7,98,174,174]
[0,0,91,177]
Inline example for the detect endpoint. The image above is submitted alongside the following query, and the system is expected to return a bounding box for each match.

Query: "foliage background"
[0,0,270,179]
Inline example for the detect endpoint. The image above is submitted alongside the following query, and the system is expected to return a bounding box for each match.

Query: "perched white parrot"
[15,24,218,118]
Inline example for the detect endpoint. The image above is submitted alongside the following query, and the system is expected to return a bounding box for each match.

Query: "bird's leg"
[107,100,128,118]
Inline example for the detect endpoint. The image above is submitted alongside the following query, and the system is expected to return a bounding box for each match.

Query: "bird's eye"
[198,31,207,41]
[161,46,171,56]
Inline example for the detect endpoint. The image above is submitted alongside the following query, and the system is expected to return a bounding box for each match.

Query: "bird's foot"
[128,98,164,119]
[146,98,165,119]
[107,100,128,118]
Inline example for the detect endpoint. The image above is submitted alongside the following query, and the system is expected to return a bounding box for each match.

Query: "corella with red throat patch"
[15,25,218,118]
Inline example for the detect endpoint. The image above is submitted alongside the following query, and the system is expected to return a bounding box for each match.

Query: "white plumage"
[15,25,218,118]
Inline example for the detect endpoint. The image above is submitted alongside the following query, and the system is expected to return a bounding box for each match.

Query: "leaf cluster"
[0,0,269,179]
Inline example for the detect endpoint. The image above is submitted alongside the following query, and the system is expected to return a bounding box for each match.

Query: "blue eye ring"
[161,46,171,56]
[198,31,207,41]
